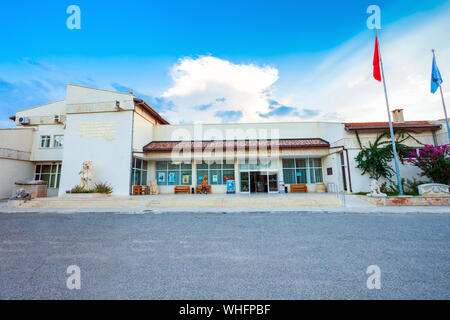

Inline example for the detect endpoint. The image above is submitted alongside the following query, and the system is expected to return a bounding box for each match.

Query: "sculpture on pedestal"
[368,179,387,197]
[79,160,94,190]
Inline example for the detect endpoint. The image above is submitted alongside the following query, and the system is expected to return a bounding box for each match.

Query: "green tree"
[355,130,419,180]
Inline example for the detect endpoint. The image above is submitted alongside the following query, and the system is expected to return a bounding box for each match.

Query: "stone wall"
[361,195,450,206]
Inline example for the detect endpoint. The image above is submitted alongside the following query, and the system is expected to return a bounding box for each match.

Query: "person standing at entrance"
[202,176,208,194]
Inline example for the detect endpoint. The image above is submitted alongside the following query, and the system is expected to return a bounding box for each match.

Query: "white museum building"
[0,84,448,198]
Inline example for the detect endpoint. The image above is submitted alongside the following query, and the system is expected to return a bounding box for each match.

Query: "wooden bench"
[174,185,190,194]
[290,184,308,193]
[132,185,143,195]
[196,185,212,194]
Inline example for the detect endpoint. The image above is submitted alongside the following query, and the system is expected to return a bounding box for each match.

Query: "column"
[234,157,240,193]
[192,159,197,191]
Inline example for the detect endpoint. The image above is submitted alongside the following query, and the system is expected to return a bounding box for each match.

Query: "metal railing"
[327,182,346,206]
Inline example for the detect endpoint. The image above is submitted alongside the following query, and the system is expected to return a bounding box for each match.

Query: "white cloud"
[161,56,284,123]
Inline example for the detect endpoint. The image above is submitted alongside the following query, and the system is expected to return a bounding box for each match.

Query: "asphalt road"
[0,211,449,299]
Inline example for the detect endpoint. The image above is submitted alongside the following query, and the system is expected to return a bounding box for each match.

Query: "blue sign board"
[226,180,235,193]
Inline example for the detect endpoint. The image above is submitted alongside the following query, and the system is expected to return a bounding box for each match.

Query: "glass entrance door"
[240,172,250,193]
[250,172,268,193]
[268,172,278,193]
[240,170,278,193]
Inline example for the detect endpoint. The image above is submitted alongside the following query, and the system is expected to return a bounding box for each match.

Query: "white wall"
[0,128,35,199]
[30,124,65,161]
[0,128,35,152]
[0,159,34,199]
[321,153,342,191]
[347,150,424,193]
[65,85,134,109]
[58,111,134,196]
[133,112,153,152]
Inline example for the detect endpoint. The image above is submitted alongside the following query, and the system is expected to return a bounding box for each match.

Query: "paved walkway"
[1,195,450,214]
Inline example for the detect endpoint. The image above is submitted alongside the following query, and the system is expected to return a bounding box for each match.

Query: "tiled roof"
[143,139,330,152]
[344,121,441,130]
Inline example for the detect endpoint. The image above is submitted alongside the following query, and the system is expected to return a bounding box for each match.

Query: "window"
[156,161,192,185]
[196,162,235,185]
[131,158,148,186]
[40,135,51,148]
[35,163,62,188]
[282,158,323,184]
[401,148,419,160]
[54,135,63,148]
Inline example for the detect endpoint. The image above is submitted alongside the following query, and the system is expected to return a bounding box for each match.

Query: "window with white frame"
[40,135,51,148]
[54,135,63,148]
[196,162,235,185]
[156,161,192,186]
[282,158,323,184]
[131,158,148,186]
[35,163,62,188]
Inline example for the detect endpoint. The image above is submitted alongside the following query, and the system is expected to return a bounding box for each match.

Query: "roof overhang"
[143,138,330,153]
[133,98,169,125]
[344,123,441,132]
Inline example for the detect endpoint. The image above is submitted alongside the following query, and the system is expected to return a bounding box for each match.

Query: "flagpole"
[376,29,404,195]
[432,49,450,143]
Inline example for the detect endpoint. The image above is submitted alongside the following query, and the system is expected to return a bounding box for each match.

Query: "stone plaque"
[418,183,449,196]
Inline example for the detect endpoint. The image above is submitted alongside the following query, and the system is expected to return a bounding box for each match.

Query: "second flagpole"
[432,49,450,142]
[376,29,404,195]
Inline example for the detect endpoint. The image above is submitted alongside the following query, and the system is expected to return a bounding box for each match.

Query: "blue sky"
[1,0,450,126]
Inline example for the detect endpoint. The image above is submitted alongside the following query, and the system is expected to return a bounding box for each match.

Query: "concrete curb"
[1,206,450,215]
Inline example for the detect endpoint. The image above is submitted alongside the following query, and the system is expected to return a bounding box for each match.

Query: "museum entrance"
[240,171,278,193]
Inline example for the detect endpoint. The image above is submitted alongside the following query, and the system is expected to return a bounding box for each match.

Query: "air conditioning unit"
[18,117,30,124]
[54,115,61,123]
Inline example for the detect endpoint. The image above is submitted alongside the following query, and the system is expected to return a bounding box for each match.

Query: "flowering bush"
[66,185,94,194]
[406,144,450,184]
[93,182,113,194]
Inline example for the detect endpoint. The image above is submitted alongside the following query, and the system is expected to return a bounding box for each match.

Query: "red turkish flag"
[373,36,382,82]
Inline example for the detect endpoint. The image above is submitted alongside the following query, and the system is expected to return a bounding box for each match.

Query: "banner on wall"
[182,174,190,184]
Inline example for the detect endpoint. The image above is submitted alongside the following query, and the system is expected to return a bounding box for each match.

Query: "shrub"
[66,185,94,194]
[379,178,429,196]
[406,145,450,184]
[404,178,429,194]
[93,182,113,194]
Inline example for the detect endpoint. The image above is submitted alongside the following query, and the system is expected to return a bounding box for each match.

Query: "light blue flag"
[431,56,443,94]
